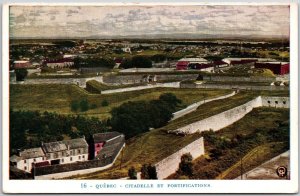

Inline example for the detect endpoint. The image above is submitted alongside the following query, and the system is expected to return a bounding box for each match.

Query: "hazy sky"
[9,5,290,38]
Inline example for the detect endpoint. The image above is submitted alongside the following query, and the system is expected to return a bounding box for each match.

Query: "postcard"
[1,2,298,194]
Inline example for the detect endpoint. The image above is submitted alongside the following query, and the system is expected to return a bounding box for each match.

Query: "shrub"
[101,99,109,107]
[177,153,194,176]
[15,68,28,81]
[70,100,79,112]
[141,164,157,179]
[90,103,97,109]
[79,99,89,112]
[128,167,137,179]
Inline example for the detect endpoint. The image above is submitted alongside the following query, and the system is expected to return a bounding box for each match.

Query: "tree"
[128,167,137,179]
[101,99,109,107]
[141,164,157,179]
[15,68,28,81]
[79,99,89,112]
[70,100,79,112]
[177,153,193,176]
[132,56,152,68]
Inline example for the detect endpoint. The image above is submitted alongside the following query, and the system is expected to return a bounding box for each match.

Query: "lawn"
[10,84,231,120]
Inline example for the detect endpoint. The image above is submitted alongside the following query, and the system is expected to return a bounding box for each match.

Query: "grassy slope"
[10,84,231,119]
[189,107,289,179]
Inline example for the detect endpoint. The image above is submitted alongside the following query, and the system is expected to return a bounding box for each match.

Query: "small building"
[176,61,189,70]
[114,57,124,69]
[10,147,45,173]
[91,132,125,160]
[213,60,229,68]
[254,62,289,75]
[13,60,32,69]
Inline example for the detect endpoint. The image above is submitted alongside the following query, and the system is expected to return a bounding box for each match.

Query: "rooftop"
[10,147,45,162]
[42,137,88,153]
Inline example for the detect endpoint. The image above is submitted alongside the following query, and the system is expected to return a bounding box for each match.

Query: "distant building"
[254,62,289,75]
[176,58,208,70]
[122,46,131,54]
[45,58,74,68]
[13,60,32,69]
[114,57,124,69]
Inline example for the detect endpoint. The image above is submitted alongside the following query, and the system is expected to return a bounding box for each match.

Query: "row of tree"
[110,93,182,139]
[10,110,108,155]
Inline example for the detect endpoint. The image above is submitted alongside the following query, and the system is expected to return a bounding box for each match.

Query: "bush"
[141,164,157,179]
[70,100,79,112]
[177,153,194,176]
[15,68,28,81]
[90,103,97,109]
[128,167,137,179]
[101,100,109,107]
[79,99,89,112]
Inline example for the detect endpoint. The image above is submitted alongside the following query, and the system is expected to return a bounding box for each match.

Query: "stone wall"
[12,76,103,88]
[101,82,180,94]
[102,74,198,85]
[172,96,289,134]
[154,137,204,179]
[34,143,125,179]
[172,91,236,120]
[203,75,275,83]
[195,83,289,91]
[261,96,290,108]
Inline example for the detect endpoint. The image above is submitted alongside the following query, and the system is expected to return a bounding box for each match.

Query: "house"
[254,62,289,75]
[10,147,45,173]
[91,132,125,160]
[176,61,189,70]
[41,138,88,165]
[45,58,74,68]
[13,60,32,69]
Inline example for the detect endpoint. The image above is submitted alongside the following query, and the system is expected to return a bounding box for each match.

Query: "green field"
[10,84,232,119]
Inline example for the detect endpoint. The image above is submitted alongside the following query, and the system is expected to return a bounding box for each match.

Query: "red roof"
[114,58,123,64]
[213,60,228,65]
[176,61,189,66]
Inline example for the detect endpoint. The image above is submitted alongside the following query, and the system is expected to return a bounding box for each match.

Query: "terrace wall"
[172,96,289,134]
[101,82,180,94]
[155,137,204,179]
[202,75,275,83]
[194,83,289,91]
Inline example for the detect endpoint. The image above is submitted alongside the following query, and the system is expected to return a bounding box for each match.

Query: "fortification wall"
[173,96,289,134]
[155,137,204,179]
[101,82,180,94]
[195,83,288,91]
[203,75,275,83]
[172,91,236,120]
[14,76,103,88]
[261,96,290,108]
[174,97,263,134]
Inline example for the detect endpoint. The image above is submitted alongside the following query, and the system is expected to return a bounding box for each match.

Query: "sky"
[9,5,290,39]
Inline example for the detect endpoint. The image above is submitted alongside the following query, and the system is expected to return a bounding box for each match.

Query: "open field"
[10,84,231,119]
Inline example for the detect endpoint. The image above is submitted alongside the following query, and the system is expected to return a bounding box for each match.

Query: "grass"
[10,84,231,120]
[85,80,151,92]
[216,142,287,179]
[69,107,289,179]
[188,107,289,179]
